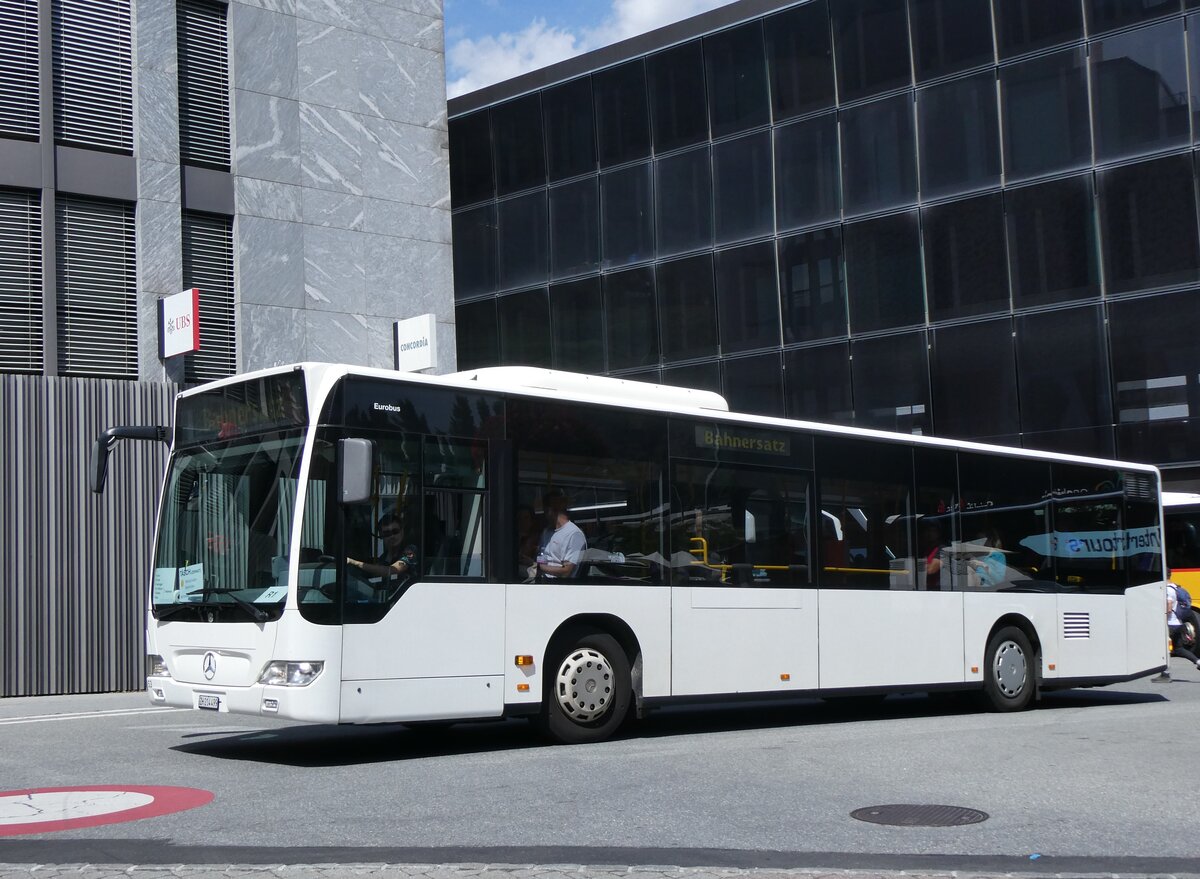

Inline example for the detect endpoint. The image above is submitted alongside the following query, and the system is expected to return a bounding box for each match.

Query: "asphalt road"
[3,658,1200,873]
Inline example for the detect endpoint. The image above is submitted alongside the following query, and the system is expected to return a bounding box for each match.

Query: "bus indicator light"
[780,673,790,681]
[517,683,530,692]
[1048,663,1056,671]
[971,666,979,674]
[515,655,534,667]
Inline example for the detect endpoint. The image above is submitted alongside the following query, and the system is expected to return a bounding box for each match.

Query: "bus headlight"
[258,661,324,687]
[146,654,170,677]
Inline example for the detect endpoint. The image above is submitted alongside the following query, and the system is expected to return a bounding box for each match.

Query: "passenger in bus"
[347,513,419,587]
[966,529,1007,588]
[535,490,587,580]
[920,523,948,591]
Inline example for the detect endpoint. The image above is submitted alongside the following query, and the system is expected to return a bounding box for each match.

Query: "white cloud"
[446,0,736,98]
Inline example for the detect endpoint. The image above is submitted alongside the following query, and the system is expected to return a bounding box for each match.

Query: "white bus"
[94,363,1168,744]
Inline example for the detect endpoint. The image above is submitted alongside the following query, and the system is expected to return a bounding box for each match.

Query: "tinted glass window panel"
[448,110,493,207]
[549,178,600,280]
[832,0,912,102]
[497,288,551,367]
[840,93,918,216]
[451,204,496,300]
[1086,0,1179,35]
[671,461,811,587]
[1118,417,1200,464]
[914,447,960,591]
[1016,306,1112,432]
[1109,290,1200,428]
[995,0,1084,59]
[774,113,840,231]
[779,227,847,343]
[647,41,708,152]
[656,146,712,257]
[497,190,548,291]
[713,131,773,245]
[593,60,651,168]
[1098,153,1200,293]
[1189,13,1200,142]
[765,0,836,119]
[784,342,853,423]
[704,21,770,139]
[1006,174,1100,307]
[604,267,659,371]
[844,211,924,333]
[722,352,785,417]
[1091,20,1189,162]
[930,318,1019,441]
[542,77,597,182]
[662,360,722,394]
[910,0,995,82]
[957,453,1052,591]
[850,330,931,433]
[657,253,719,362]
[600,163,654,269]
[1050,463,1128,592]
[922,193,1009,321]
[815,437,914,590]
[715,241,781,353]
[491,94,545,196]
[550,277,604,374]
[917,72,1000,198]
[1000,48,1091,182]
[454,297,498,370]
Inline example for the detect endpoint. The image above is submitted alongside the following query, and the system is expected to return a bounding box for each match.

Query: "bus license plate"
[197,694,220,711]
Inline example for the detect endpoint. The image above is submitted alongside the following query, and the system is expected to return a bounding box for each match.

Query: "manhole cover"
[851,804,988,827]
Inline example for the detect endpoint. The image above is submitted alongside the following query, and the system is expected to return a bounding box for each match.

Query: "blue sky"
[443,0,736,97]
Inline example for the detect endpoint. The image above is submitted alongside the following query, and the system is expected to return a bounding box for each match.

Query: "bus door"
[320,430,505,722]
[668,458,819,695]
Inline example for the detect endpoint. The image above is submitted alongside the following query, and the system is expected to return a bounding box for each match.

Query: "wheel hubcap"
[555,647,614,723]
[994,640,1027,698]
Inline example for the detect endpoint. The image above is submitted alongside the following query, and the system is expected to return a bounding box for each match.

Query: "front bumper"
[147,674,339,724]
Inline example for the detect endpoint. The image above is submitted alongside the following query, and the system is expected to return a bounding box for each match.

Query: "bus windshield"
[151,430,306,622]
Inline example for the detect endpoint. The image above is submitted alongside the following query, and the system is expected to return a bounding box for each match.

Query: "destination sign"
[695,425,791,457]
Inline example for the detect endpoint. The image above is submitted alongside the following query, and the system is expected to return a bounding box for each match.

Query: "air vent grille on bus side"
[1063,612,1091,640]
[1122,472,1157,500]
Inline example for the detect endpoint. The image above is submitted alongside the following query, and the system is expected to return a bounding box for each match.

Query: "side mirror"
[89,426,168,494]
[90,436,117,494]
[338,438,375,505]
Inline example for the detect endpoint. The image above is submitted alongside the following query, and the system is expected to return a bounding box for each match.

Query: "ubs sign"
[393,313,438,373]
[158,288,201,359]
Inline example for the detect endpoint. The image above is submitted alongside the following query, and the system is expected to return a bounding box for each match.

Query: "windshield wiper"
[155,589,269,622]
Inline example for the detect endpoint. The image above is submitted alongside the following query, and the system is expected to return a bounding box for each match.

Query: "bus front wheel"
[983,626,1036,712]
[540,630,632,744]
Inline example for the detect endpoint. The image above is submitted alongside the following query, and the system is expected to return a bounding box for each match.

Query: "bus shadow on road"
[170,686,1166,767]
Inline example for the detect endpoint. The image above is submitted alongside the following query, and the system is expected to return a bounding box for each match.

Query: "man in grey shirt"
[537,490,587,580]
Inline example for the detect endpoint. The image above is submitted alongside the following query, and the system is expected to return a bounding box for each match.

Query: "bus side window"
[957,454,1051,591]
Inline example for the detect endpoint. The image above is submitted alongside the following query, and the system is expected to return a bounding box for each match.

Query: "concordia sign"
[393,313,438,372]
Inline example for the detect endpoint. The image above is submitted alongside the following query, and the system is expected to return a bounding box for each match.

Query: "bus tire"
[983,626,1036,712]
[540,630,631,745]
[1182,611,1200,653]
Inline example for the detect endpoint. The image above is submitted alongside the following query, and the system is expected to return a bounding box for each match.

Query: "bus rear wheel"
[540,630,631,745]
[983,626,1036,712]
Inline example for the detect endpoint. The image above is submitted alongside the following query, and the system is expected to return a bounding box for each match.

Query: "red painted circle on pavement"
[0,785,213,836]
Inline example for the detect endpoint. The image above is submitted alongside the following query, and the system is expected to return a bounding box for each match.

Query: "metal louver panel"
[177,0,230,168]
[182,211,236,382]
[56,197,137,379]
[52,0,133,152]
[0,0,39,137]
[1063,612,1091,640]
[1123,472,1157,500]
[0,190,43,373]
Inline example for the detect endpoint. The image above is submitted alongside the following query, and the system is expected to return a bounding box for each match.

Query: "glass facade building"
[448,0,1200,484]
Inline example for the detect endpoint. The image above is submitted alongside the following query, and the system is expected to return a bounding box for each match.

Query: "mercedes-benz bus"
[94,363,1168,743]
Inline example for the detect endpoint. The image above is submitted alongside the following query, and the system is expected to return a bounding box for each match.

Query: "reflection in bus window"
[914,447,959,591]
[957,454,1051,591]
[816,438,914,590]
[670,463,810,586]
[1050,464,1125,592]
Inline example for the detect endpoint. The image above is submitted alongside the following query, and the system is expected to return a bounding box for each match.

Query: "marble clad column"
[133,0,184,382]
[231,0,456,373]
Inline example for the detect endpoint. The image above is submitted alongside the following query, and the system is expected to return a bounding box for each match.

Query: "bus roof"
[178,362,1162,477]
[1165,492,1200,508]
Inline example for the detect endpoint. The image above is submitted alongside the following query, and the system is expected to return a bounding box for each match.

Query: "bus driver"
[536,490,587,580]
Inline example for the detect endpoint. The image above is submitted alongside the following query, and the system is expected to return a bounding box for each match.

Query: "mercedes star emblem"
[202,652,217,681]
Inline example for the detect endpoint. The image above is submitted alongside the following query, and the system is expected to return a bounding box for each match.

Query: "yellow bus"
[1166,492,1200,651]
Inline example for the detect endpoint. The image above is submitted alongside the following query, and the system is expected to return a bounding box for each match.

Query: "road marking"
[0,707,189,726]
[0,786,213,836]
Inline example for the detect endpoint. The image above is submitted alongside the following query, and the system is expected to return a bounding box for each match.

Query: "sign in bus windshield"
[175,372,308,446]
